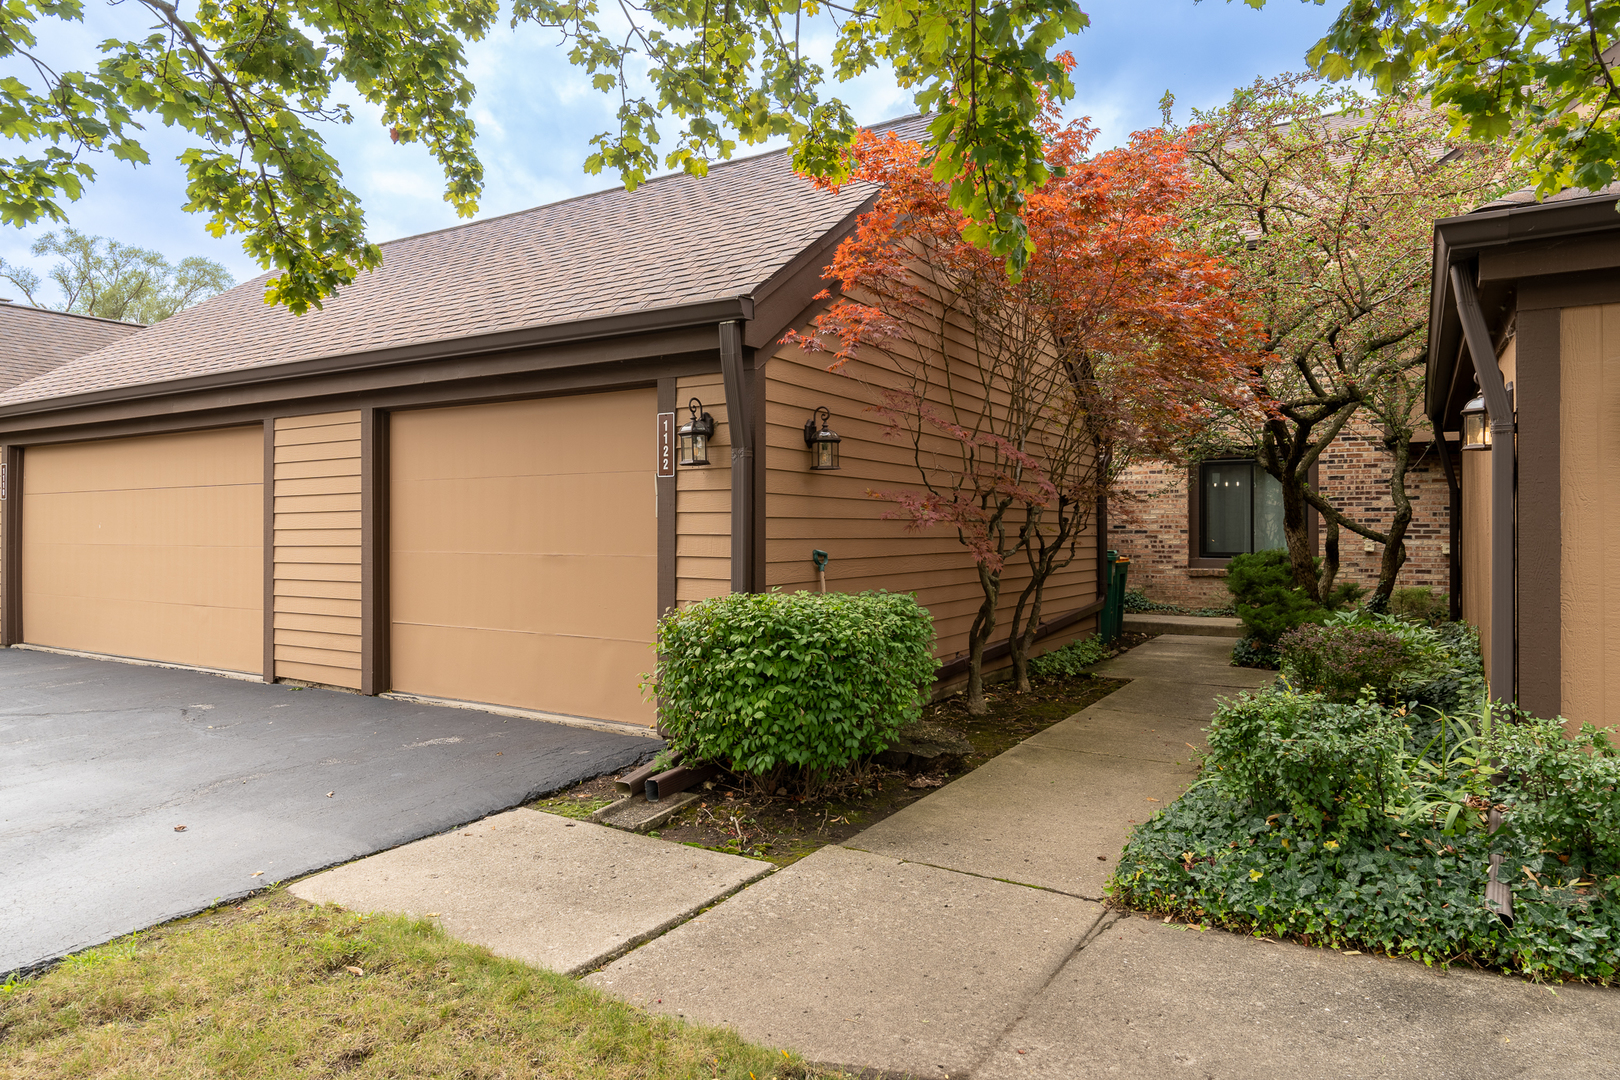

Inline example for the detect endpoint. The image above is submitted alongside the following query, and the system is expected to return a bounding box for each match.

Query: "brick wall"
[1110,422,1451,608]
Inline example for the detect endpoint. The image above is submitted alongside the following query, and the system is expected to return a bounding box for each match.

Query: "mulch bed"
[531,632,1153,866]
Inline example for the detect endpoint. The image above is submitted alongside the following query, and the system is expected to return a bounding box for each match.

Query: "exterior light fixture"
[803,406,841,471]
[677,398,715,467]
[1460,393,1491,451]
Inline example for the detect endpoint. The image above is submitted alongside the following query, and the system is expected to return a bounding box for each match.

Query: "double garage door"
[16,390,658,725]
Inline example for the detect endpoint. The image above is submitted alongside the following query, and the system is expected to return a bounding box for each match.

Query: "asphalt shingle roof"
[0,120,926,408]
[0,303,142,393]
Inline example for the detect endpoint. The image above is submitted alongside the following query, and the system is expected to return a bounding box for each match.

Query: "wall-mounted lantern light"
[678,398,715,467]
[1459,393,1491,451]
[803,406,841,471]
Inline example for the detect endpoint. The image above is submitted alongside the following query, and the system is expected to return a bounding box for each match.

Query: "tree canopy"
[0,226,233,321]
[3,0,1086,314]
[1286,0,1620,200]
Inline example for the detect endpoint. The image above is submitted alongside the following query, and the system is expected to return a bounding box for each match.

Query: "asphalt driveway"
[0,648,657,975]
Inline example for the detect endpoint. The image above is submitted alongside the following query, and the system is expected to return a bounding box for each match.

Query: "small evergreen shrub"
[1390,586,1445,623]
[648,590,939,777]
[1230,636,1279,670]
[1493,714,1620,877]
[1224,549,1326,645]
[1027,634,1112,679]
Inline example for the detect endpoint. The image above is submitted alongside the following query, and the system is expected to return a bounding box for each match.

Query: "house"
[0,301,142,390]
[1426,183,1620,730]
[0,125,1102,729]
[1109,420,1452,610]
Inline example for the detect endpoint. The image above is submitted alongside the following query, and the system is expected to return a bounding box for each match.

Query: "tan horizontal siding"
[272,411,363,689]
[765,314,1100,664]
[676,373,730,605]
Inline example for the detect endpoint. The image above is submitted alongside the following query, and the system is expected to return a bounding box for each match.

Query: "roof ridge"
[0,302,146,330]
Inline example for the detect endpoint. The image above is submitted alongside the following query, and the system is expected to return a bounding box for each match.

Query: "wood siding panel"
[390,390,658,725]
[1560,305,1620,732]
[21,426,263,672]
[764,323,1101,669]
[676,372,731,603]
[273,411,363,688]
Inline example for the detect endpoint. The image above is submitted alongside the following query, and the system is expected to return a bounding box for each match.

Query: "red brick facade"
[1109,424,1452,609]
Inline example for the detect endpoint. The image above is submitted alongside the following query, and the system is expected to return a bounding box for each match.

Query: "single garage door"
[390,390,658,725]
[22,426,264,673]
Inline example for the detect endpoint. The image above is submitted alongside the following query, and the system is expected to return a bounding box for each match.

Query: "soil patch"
[531,635,1149,866]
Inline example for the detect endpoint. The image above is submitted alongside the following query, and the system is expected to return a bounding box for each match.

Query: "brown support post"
[262,419,276,683]
[1,445,20,647]
[656,379,678,616]
[361,407,390,695]
[1452,263,1517,704]
[719,320,757,592]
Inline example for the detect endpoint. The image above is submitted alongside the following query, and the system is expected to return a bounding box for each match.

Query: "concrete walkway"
[585,636,1620,1078]
[294,635,1620,1077]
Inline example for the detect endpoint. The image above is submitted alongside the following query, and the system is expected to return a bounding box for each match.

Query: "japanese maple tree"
[787,111,1252,711]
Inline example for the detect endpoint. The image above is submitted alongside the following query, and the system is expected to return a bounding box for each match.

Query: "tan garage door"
[22,426,264,673]
[390,390,658,725]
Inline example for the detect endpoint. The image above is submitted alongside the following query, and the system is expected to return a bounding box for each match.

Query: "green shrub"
[1224,549,1326,645]
[1277,622,1416,703]
[1204,685,1408,836]
[1492,714,1620,877]
[1391,586,1446,623]
[1027,634,1111,679]
[648,590,938,777]
[1230,635,1279,669]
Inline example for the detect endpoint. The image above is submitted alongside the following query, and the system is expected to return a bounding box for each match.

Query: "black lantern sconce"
[803,406,841,470]
[1459,392,1490,451]
[678,398,715,467]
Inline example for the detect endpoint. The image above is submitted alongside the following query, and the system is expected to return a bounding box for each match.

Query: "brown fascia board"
[744,192,878,350]
[1426,192,1620,421]
[0,296,754,430]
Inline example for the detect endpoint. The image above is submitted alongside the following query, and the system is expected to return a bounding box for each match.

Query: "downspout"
[718,319,756,593]
[1450,264,1515,703]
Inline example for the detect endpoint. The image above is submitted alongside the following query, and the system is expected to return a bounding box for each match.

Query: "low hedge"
[646,590,938,777]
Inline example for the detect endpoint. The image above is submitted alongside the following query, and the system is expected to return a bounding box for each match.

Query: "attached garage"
[20,426,263,674]
[388,391,658,725]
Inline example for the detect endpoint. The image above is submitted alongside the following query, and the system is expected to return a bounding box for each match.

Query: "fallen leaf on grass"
[345,965,364,976]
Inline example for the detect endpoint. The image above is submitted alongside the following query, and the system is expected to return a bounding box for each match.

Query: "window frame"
[1186,457,1317,568]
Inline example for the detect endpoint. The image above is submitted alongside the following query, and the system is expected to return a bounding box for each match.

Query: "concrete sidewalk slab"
[289,808,770,976]
[974,913,1620,1079]
[1074,675,1261,722]
[1124,613,1242,637]
[1025,707,1208,763]
[585,845,1104,1079]
[846,741,1193,898]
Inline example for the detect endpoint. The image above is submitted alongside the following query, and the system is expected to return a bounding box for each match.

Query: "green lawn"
[0,893,840,1080]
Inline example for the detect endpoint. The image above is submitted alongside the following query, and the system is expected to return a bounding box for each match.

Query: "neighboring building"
[0,301,142,390]
[1427,183,1620,730]
[1110,415,1452,609]
[0,124,1102,729]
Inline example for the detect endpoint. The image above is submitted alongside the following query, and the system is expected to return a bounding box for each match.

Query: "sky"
[0,0,1347,299]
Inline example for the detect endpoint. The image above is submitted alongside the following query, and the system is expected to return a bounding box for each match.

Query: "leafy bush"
[1224,549,1326,645]
[1027,634,1112,679]
[1230,635,1279,669]
[1203,685,1407,836]
[648,590,938,778]
[1493,714,1620,877]
[1391,586,1446,624]
[1277,622,1415,703]
[1122,588,1168,613]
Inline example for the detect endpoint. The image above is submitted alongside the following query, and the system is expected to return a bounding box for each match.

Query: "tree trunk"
[1320,517,1340,604]
[965,563,1002,716]
[1370,437,1415,610]
[1279,469,1321,602]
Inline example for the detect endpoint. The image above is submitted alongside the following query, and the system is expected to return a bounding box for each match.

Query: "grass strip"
[0,892,842,1079]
